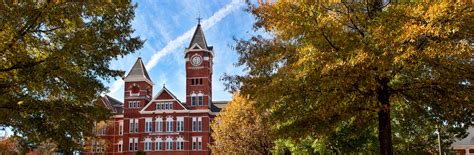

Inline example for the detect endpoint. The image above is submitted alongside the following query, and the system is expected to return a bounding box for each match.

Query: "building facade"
[86,23,227,155]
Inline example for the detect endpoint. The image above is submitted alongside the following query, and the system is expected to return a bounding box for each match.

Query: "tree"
[225,1,473,154]
[210,93,273,155]
[0,1,143,149]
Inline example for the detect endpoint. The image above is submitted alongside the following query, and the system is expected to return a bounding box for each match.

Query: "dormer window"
[156,102,173,110]
[130,84,140,96]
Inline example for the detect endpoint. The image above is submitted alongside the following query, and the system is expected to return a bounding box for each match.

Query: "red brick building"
[86,23,228,155]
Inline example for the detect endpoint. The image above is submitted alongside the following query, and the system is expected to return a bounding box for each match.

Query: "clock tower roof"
[188,23,212,50]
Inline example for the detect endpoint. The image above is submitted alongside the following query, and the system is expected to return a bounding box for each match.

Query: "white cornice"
[139,109,218,115]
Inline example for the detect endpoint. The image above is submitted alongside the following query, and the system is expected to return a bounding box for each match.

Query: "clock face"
[190,55,202,66]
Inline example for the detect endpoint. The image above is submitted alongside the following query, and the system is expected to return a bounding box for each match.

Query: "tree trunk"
[377,78,393,155]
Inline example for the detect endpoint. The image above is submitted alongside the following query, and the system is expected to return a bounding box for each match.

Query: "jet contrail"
[108,0,243,95]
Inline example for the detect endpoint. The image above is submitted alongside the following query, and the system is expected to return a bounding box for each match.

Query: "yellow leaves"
[210,93,273,154]
[17,101,23,105]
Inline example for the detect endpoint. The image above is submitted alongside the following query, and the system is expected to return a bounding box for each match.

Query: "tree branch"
[0,59,46,72]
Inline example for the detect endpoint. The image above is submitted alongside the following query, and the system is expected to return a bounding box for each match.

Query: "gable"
[154,90,173,100]
[140,86,187,113]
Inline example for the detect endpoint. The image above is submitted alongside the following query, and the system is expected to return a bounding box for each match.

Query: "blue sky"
[106,0,256,102]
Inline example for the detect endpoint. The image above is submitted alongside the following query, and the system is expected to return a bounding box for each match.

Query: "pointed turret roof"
[188,24,211,50]
[123,57,153,84]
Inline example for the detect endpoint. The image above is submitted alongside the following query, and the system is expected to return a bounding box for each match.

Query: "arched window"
[166,137,173,150]
[130,84,140,96]
[155,137,162,151]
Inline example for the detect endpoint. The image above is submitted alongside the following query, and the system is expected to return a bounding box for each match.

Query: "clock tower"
[185,23,214,110]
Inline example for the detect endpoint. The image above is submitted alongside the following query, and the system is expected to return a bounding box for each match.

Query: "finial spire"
[196,17,202,25]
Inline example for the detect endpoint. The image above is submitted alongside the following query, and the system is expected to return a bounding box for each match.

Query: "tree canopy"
[225,1,473,154]
[210,93,273,155]
[0,1,143,150]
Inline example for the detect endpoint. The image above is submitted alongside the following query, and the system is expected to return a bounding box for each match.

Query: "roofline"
[140,86,187,113]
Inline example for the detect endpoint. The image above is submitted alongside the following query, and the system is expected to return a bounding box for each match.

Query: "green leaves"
[0,1,143,150]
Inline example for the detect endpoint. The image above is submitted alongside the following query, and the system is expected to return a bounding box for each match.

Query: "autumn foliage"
[210,93,273,155]
[224,1,473,154]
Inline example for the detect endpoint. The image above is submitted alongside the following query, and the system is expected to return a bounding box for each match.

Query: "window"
[134,119,139,133]
[145,118,152,133]
[192,137,202,150]
[166,141,173,150]
[155,141,161,151]
[144,141,152,151]
[129,138,133,151]
[134,138,138,151]
[199,78,202,85]
[198,96,203,105]
[198,117,202,131]
[129,120,134,133]
[177,117,184,132]
[191,79,194,85]
[128,101,140,108]
[192,117,196,132]
[166,120,173,132]
[118,144,122,152]
[191,96,196,105]
[168,102,173,110]
[119,121,123,135]
[156,104,161,110]
[192,137,199,150]
[99,126,106,135]
[156,117,162,132]
[198,140,202,150]
[176,141,184,150]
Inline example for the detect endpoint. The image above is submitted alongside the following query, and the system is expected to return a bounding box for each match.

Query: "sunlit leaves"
[226,1,473,153]
[210,93,273,155]
[0,1,143,151]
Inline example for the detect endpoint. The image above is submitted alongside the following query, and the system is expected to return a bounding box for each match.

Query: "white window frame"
[155,117,163,132]
[192,137,197,150]
[129,138,133,151]
[197,137,202,150]
[198,96,203,105]
[177,117,184,132]
[198,117,202,132]
[129,119,134,133]
[166,121,173,132]
[119,121,123,135]
[134,119,139,133]
[155,138,162,151]
[176,137,184,150]
[192,117,196,132]
[144,138,152,151]
[145,118,152,133]
[166,138,173,150]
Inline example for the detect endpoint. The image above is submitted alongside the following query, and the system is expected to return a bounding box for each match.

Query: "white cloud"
[108,0,243,95]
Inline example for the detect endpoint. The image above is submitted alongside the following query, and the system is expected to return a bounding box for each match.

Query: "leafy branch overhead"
[0,1,143,150]
[225,1,473,154]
